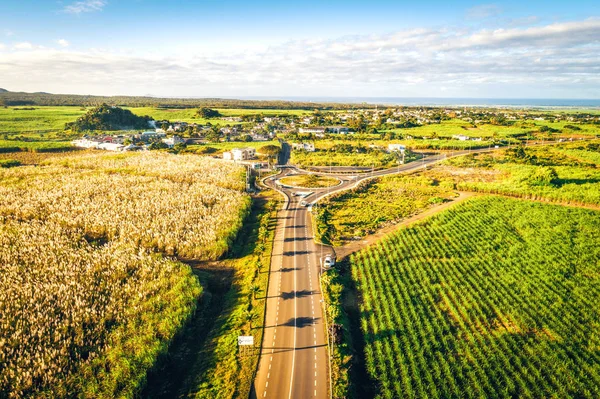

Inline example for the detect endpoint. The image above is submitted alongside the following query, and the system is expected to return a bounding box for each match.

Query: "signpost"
[238,336,254,346]
[238,335,254,357]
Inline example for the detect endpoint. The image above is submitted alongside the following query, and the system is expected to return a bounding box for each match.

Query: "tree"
[196,107,221,118]
[250,284,261,300]
[244,310,258,330]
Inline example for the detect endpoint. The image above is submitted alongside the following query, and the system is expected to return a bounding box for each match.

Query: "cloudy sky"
[0,0,599,99]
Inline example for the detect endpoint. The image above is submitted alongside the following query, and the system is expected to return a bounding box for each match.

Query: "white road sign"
[238,336,254,346]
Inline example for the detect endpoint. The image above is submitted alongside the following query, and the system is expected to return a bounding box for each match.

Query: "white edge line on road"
[287,199,299,399]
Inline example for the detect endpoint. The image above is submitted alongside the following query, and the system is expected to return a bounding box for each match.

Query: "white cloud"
[13,42,33,50]
[4,30,14,37]
[2,18,600,98]
[0,43,5,50]
[63,0,106,15]
[57,39,70,47]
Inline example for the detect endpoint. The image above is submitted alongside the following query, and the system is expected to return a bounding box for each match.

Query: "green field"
[0,139,75,153]
[382,118,600,139]
[0,106,311,136]
[0,106,87,136]
[349,196,600,399]
[291,149,398,168]
[314,174,456,245]
[433,141,600,206]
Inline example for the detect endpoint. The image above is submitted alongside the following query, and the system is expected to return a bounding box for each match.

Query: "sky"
[0,0,599,99]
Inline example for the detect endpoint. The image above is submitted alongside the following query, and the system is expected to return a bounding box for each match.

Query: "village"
[70,106,600,155]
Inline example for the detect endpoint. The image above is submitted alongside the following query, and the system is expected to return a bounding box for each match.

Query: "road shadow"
[284,237,310,242]
[280,289,314,300]
[286,224,305,229]
[265,316,319,329]
[279,267,299,273]
[283,250,310,256]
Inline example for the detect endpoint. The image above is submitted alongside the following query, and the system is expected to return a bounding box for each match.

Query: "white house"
[299,127,326,134]
[71,138,101,149]
[97,142,125,152]
[388,144,406,153]
[223,147,256,161]
[452,134,470,141]
[162,135,185,148]
[291,142,315,152]
[328,126,349,134]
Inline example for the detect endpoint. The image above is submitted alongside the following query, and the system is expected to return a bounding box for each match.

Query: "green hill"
[66,104,152,132]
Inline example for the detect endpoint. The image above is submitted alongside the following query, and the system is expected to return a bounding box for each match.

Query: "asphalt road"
[252,166,329,399]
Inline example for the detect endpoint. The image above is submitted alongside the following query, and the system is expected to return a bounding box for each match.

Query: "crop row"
[350,197,600,399]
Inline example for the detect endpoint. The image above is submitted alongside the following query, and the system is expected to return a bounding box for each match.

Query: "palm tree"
[250,284,261,300]
[245,310,258,330]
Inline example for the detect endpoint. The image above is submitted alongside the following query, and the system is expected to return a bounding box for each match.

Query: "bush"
[0,159,21,168]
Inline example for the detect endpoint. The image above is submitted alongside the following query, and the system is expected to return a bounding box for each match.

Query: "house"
[452,134,470,141]
[299,127,326,134]
[72,138,101,149]
[291,142,315,152]
[140,131,167,141]
[388,144,406,153]
[251,133,270,141]
[97,142,125,152]
[162,135,185,148]
[328,126,349,134]
[223,147,256,161]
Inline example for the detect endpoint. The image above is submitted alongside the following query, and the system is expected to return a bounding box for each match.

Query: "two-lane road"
[253,180,329,399]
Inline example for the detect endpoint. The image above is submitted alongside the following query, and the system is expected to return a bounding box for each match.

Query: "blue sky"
[1,0,599,98]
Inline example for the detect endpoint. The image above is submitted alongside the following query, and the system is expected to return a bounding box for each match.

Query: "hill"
[0,88,8,93]
[66,104,153,131]
[0,89,377,109]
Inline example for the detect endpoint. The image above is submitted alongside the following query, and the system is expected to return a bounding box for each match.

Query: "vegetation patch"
[279,174,340,188]
[433,141,600,206]
[0,139,74,153]
[0,159,21,168]
[314,174,456,245]
[348,196,600,398]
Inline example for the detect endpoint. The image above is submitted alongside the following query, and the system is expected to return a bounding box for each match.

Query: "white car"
[323,255,334,268]
[300,200,308,207]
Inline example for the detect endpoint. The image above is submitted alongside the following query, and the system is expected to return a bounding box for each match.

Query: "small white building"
[162,135,185,148]
[71,138,101,149]
[223,147,256,161]
[292,142,315,152]
[97,142,125,152]
[388,144,406,153]
[452,134,470,141]
[299,127,326,134]
[328,126,349,134]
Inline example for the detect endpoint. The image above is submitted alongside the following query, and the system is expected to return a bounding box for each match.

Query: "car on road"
[323,255,335,268]
[300,200,309,207]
